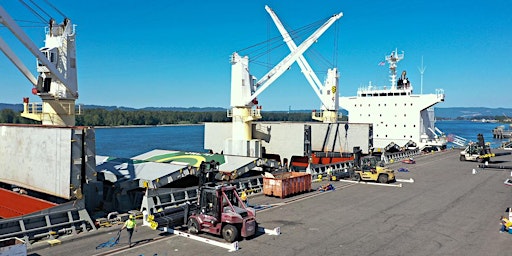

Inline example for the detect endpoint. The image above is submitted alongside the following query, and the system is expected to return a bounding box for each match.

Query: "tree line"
[0,108,345,126]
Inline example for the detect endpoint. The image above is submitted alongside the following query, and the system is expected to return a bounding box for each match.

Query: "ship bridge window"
[404,114,407,117]
[395,103,397,106]
[380,93,386,96]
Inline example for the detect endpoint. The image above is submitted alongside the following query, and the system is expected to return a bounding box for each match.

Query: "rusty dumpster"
[263,172,312,198]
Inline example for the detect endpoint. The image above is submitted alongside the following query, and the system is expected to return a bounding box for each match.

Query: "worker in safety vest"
[121,214,137,247]
[327,166,333,181]
[500,216,512,233]
[240,189,248,206]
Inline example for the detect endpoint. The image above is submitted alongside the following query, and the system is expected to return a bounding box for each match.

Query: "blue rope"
[96,230,121,249]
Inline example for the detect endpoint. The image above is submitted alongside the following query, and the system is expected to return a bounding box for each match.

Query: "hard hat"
[129,214,134,219]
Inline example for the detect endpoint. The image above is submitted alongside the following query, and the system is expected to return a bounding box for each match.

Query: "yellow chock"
[150,221,158,230]
[47,239,61,246]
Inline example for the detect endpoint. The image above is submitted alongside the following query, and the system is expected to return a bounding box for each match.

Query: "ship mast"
[385,49,404,90]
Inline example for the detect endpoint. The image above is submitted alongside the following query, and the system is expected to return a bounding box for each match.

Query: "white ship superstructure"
[339,50,446,152]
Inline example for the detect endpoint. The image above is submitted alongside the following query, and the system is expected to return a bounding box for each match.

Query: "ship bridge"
[340,50,446,152]
[340,86,445,152]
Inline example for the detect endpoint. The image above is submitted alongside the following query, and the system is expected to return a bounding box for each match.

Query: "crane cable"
[17,0,47,23]
[236,16,329,61]
[333,21,339,68]
[43,0,67,19]
[247,15,339,74]
[27,0,52,21]
[15,0,68,26]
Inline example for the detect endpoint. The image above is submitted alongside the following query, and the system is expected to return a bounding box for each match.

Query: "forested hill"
[0,104,316,126]
[0,103,225,112]
[1,103,511,125]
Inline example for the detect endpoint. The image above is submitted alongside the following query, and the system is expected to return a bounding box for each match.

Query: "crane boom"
[265,5,340,111]
[0,36,37,86]
[247,10,342,104]
[265,5,323,99]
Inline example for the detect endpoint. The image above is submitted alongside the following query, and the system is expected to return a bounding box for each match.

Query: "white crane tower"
[226,6,342,157]
[0,5,79,126]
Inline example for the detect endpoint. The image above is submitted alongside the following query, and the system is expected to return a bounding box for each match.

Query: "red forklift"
[187,183,257,242]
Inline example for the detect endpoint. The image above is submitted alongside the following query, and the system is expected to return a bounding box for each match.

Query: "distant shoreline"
[93,123,204,129]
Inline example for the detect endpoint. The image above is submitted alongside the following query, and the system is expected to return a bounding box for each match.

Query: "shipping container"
[263,172,312,198]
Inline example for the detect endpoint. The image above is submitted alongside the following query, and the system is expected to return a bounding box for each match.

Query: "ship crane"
[0,5,78,126]
[226,6,342,157]
[265,5,340,123]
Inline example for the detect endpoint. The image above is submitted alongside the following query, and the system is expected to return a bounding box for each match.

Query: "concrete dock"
[28,149,512,256]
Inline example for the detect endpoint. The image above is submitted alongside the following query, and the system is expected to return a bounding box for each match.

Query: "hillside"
[1,103,511,119]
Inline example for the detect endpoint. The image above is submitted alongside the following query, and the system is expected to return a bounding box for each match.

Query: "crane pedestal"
[22,99,79,126]
[312,110,339,123]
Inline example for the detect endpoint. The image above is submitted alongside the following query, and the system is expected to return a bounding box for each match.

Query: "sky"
[0,0,511,111]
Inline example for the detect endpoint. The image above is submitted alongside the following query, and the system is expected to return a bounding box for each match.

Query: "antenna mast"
[418,56,426,94]
[385,49,404,89]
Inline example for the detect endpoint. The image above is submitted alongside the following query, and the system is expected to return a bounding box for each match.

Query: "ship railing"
[381,149,421,164]
[226,108,262,120]
[0,200,96,246]
[23,102,83,115]
[308,160,355,180]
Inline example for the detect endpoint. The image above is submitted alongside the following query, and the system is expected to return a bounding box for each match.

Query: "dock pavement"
[28,149,512,256]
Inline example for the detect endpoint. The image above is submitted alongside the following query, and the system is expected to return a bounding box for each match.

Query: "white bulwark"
[339,50,446,152]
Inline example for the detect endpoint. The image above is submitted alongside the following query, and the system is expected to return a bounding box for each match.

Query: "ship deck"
[28,149,512,256]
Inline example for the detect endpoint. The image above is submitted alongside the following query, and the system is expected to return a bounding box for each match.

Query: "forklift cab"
[200,188,219,218]
[361,156,378,172]
[200,185,243,219]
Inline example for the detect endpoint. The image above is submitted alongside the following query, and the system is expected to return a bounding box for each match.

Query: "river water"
[94,121,510,158]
